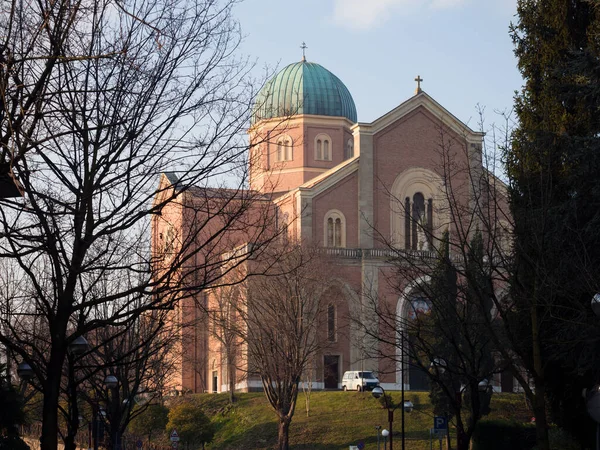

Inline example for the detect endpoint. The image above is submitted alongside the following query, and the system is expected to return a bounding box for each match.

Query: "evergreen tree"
[508,1,600,447]
[408,231,494,450]
[0,364,29,449]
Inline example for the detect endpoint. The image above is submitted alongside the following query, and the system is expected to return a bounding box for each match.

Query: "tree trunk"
[531,292,550,450]
[63,435,76,450]
[277,417,291,450]
[532,382,550,450]
[41,343,66,450]
[455,426,471,450]
[228,360,236,404]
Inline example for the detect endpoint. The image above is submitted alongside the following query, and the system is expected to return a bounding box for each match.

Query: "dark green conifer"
[508,1,600,447]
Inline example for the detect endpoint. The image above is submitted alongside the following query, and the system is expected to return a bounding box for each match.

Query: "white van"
[341,370,380,391]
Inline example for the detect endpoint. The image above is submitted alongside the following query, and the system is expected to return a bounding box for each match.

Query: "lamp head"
[587,384,600,423]
[381,429,389,437]
[371,386,384,399]
[403,400,414,413]
[430,357,447,374]
[592,294,600,317]
[104,375,118,389]
[478,379,490,392]
[17,362,34,381]
[68,336,89,356]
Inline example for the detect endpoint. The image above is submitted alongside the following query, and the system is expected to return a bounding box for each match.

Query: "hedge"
[472,419,536,450]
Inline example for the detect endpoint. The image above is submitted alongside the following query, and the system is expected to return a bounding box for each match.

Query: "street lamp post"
[372,386,413,450]
[104,375,120,450]
[586,385,600,450]
[588,294,600,450]
[375,425,382,450]
[67,335,89,446]
[16,362,34,395]
[381,429,389,450]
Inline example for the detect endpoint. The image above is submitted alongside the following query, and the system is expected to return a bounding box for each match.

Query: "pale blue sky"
[234,0,522,129]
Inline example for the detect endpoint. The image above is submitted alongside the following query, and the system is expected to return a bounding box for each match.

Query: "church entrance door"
[212,371,218,393]
[323,355,340,389]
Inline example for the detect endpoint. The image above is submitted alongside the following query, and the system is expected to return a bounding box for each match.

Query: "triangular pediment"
[273,155,360,204]
[352,92,483,141]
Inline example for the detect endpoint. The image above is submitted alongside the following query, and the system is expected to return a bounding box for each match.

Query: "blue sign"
[434,416,448,430]
[357,441,365,450]
[136,440,143,449]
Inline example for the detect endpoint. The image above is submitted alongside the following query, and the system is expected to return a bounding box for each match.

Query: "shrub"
[0,436,30,450]
[533,427,579,450]
[128,404,169,442]
[166,403,215,450]
[472,419,536,450]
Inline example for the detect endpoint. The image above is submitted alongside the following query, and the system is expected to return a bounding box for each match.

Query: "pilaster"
[355,129,374,248]
[358,258,379,372]
[296,189,313,242]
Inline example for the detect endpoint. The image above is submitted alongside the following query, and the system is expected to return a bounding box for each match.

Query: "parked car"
[341,371,380,392]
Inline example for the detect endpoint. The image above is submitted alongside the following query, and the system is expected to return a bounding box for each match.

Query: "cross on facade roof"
[415,75,424,94]
[301,42,307,62]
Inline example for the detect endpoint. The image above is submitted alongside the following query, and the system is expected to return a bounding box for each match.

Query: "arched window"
[276,135,293,162]
[345,139,354,159]
[391,168,445,251]
[324,210,346,247]
[315,134,332,161]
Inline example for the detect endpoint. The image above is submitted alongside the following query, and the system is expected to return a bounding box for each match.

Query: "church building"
[154,54,512,394]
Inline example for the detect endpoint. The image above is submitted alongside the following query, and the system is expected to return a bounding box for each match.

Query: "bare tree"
[209,282,244,403]
[355,113,513,450]
[0,0,277,448]
[75,308,178,450]
[222,244,334,450]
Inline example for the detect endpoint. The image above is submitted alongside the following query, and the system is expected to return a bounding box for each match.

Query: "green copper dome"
[252,61,357,123]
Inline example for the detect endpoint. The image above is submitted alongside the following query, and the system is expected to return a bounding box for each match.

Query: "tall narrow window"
[334,218,341,247]
[427,198,433,246]
[315,134,332,161]
[411,192,430,251]
[276,135,292,162]
[324,210,346,248]
[345,139,354,159]
[404,197,411,250]
[327,304,336,342]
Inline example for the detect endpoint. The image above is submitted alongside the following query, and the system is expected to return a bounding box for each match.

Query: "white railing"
[318,247,466,263]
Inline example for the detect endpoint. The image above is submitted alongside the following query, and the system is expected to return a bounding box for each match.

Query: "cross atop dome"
[300,42,307,62]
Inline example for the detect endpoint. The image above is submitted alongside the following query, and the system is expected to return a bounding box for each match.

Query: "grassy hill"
[157,390,531,449]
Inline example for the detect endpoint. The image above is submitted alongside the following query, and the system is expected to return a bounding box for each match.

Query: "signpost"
[434,416,447,431]
[430,416,447,450]
[170,429,180,449]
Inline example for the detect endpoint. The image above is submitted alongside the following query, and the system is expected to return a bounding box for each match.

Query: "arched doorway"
[397,283,432,391]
